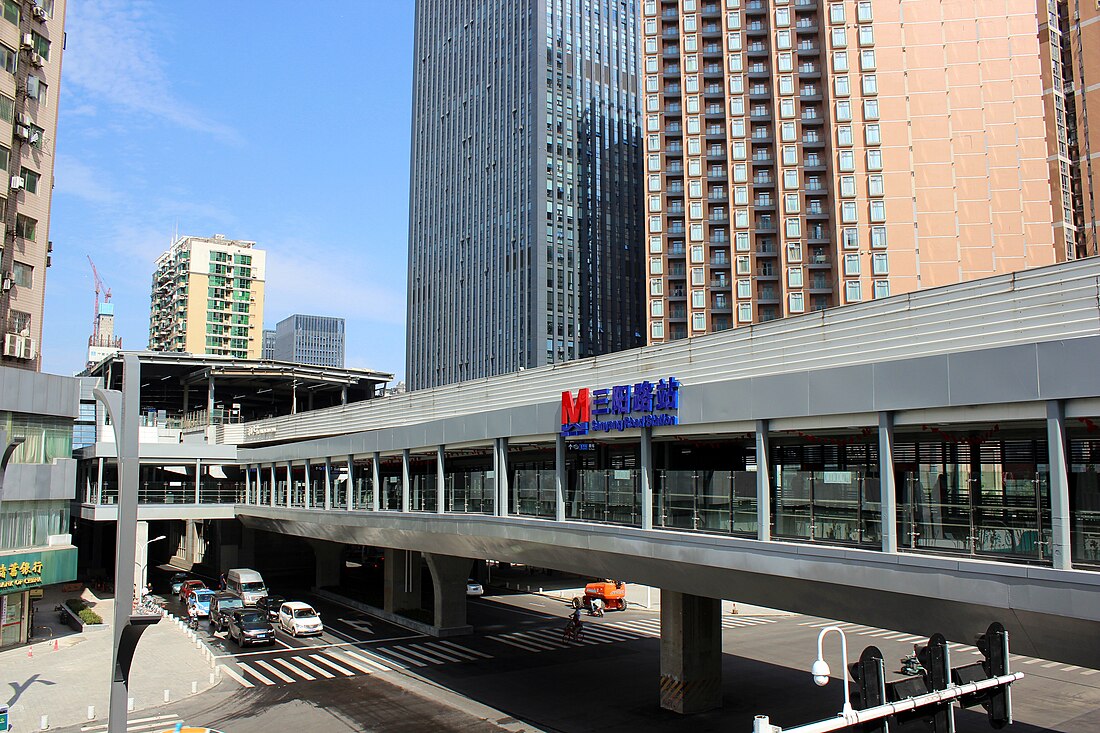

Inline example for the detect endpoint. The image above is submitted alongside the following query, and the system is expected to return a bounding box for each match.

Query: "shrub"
[78,608,103,625]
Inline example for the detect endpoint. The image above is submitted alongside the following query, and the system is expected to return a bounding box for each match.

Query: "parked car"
[188,589,216,618]
[466,579,484,596]
[209,591,245,633]
[278,601,324,637]
[256,594,286,622]
[226,608,275,647]
[179,580,206,603]
[169,572,190,595]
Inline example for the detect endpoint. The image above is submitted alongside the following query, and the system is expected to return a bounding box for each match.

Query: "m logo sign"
[561,388,592,437]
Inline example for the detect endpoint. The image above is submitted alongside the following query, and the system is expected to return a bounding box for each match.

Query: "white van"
[226,568,267,605]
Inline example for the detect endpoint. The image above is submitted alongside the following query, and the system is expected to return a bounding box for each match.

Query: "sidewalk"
[488,563,793,616]
[1,585,216,732]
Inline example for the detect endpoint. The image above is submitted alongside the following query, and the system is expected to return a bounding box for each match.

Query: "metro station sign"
[561,377,680,437]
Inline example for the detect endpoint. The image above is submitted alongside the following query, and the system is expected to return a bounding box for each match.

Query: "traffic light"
[848,645,888,733]
[953,622,1013,730]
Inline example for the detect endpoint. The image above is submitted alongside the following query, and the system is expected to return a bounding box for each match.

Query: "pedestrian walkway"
[796,619,1100,678]
[486,615,779,653]
[219,640,494,687]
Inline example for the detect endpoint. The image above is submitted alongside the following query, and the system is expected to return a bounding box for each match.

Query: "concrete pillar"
[182,385,189,416]
[372,452,381,512]
[96,457,104,504]
[304,461,312,509]
[135,520,150,593]
[555,434,566,522]
[346,455,355,511]
[878,412,898,553]
[494,437,510,517]
[239,527,257,568]
[641,427,654,530]
[291,381,298,415]
[436,446,445,514]
[285,462,292,508]
[244,465,252,504]
[309,539,343,589]
[341,385,348,405]
[1047,400,1072,569]
[384,548,422,613]
[194,460,201,504]
[324,458,332,511]
[401,449,411,513]
[424,553,474,634]
[755,420,771,541]
[269,464,277,507]
[660,591,722,714]
[206,377,215,418]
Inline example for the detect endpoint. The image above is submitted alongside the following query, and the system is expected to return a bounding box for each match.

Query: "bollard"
[209,672,216,685]
[163,689,170,703]
[86,705,95,720]
[127,697,134,712]
[195,639,202,650]
[192,680,198,695]
[39,714,48,730]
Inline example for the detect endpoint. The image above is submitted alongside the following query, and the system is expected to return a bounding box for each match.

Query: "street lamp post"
[135,535,167,595]
[0,428,25,504]
[811,625,855,720]
[95,354,159,733]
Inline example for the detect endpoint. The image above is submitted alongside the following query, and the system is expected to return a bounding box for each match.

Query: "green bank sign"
[0,547,77,596]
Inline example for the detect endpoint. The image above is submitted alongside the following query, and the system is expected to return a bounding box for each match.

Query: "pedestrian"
[219,572,227,591]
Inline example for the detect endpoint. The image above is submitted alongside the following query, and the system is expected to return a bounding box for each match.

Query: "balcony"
[705,125,725,138]
[710,279,732,289]
[667,142,684,154]
[705,104,724,116]
[702,23,721,35]
[747,22,767,36]
[746,0,766,13]
[751,153,775,165]
[748,64,770,79]
[703,64,723,76]
[663,64,681,76]
[711,256,731,267]
[669,270,687,282]
[747,43,769,57]
[670,306,688,320]
[704,84,724,96]
[755,218,778,233]
[665,84,682,95]
[662,9,678,19]
[749,106,772,121]
[798,63,820,77]
[749,85,771,99]
[663,47,680,58]
[707,146,725,160]
[795,20,819,34]
[753,175,776,187]
[753,197,776,209]
[668,244,687,257]
[709,211,729,223]
[707,169,728,181]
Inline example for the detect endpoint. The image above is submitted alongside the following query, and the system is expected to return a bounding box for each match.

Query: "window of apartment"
[19,167,39,194]
[1,0,16,25]
[873,280,890,299]
[649,195,662,213]
[840,175,856,198]
[868,174,884,197]
[12,261,31,288]
[692,267,706,285]
[867,149,883,170]
[738,302,752,322]
[734,185,748,204]
[728,32,743,51]
[644,18,657,34]
[647,134,660,151]
[865,123,881,145]
[689,180,703,197]
[690,223,704,241]
[841,201,858,223]
[777,29,791,50]
[689,159,703,176]
[647,95,659,111]
[831,28,847,48]
[872,252,889,275]
[780,98,795,118]
[689,201,703,220]
[9,309,29,334]
[650,236,663,253]
[647,154,661,171]
[834,76,850,97]
[730,118,745,137]
[787,241,803,262]
[857,1,873,22]
[31,32,49,61]
[684,15,697,32]
[732,161,747,181]
[785,217,802,237]
[829,3,845,24]
[737,279,752,299]
[862,74,877,95]
[842,227,859,249]
[782,145,798,165]
[869,199,886,222]
[776,7,790,26]
[860,49,876,70]
[787,266,803,288]
[833,51,848,72]
[871,225,888,249]
[687,95,701,113]
[649,215,663,233]
[0,144,8,172]
[692,289,706,309]
[784,169,799,189]
[844,253,861,276]
[781,121,797,141]
[736,256,751,275]
[779,75,794,95]
[735,209,750,227]
[648,175,662,192]
[0,44,15,75]
[0,93,12,123]
[651,278,664,295]
[839,149,855,172]
[16,214,35,241]
[650,301,664,319]
[732,139,747,159]
[730,74,744,93]
[789,292,805,313]
[646,115,660,132]
[651,321,665,339]
[684,34,698,52]
[784,193,800,213]
[778,52,793,72]
[650,257,664,275]
[836,100,852,122]
[845,280,863,303]
[864,98,879,120]
[736,231,751,251]
[728,96,743,115]
[837,125,853,146]
[858,26,874,46]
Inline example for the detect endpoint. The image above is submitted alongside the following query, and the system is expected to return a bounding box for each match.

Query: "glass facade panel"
[1067,420,1100,567]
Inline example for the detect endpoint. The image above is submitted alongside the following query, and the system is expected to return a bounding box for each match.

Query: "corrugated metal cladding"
[406,0,646,392]
[243,258,1100,445]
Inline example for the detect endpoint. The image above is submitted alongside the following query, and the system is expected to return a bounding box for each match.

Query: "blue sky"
[43,1,414,379]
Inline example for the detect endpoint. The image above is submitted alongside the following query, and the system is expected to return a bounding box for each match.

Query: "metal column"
[269,464,277,507]
[879,412,898,554]
[401,449,411,513]
[555,433,566,522]
[756,419,771,542]
[436,446,445,514]
[641,427,654,530]
[285,462,292,508]
[304,461,311,509]
[372,452,381,512]
[244,465,251,504]
[1047,400,1072,569]
[346,454,355,511]
[324,458,332,511]
[193,459,200,504]
[495,437,510,517]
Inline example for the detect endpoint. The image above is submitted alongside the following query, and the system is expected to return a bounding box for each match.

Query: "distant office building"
[0,1,68,372]
[274,314,344,368]
[148,234,266,359]
[85,301,121,371]
[644,0,1089,344]
[261,329,276,360]
[406,0,646,390]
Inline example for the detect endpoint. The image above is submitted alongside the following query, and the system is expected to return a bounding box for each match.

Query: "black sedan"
[226,609,275,647]
[256,594,286,622]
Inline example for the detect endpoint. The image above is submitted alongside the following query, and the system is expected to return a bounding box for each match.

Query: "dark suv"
[227,609,275,647]
[209,591,245,633]
[256,594,286,622]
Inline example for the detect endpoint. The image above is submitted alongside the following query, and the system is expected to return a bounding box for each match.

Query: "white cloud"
[54,154,122,204]
[63,0,238,142]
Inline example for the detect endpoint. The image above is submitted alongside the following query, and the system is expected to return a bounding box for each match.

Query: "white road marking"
[493,636,547,652]
[1021,658,1042,665]
[1042,661,1063,669]
[311,653,355,676]
[422,642,474,661]
[255,659,295,683]
[397,645,454,664]
[81,714,179,731]
[220,664,254,687]
[1080,669,1099,676]
[327,650,377,675]
[346,647,403,671]
[437,639,493,659]
[238,662,275,686]
[275,657,315,680]
[294,656,336,678]
[377,646,428,667]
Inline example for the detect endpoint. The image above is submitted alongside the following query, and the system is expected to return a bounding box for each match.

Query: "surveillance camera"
[813,674,830,687]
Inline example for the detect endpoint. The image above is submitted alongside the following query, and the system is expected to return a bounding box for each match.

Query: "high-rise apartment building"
[148,234,266,359]
[645,0,1061,342]
[0,0,66,371]
[1040,0,1098,261]
[273,313,345,368]
[406,0,646,390]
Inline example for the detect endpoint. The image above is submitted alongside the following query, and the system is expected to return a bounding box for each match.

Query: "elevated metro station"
[75,259,1100,713]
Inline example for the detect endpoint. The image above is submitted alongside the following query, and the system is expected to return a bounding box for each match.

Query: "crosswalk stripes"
[82,714,182,732]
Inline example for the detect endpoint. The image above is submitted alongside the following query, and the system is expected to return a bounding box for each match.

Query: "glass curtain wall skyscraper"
[406,0,645,390]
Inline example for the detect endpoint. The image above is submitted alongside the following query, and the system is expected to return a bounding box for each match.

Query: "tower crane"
[87,255,111,343]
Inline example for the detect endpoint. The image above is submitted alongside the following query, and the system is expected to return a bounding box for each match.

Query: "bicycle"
[562,619,583,643]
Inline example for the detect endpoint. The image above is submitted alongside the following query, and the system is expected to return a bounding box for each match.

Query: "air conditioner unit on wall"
[20,33,32,49]
[1,333,31,358]
[10,175,24,190]
[29,52,43,67]
[31,5,47,21]
[20,337,36,359]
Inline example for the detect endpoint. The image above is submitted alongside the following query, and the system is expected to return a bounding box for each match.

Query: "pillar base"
[659,590,722,714]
